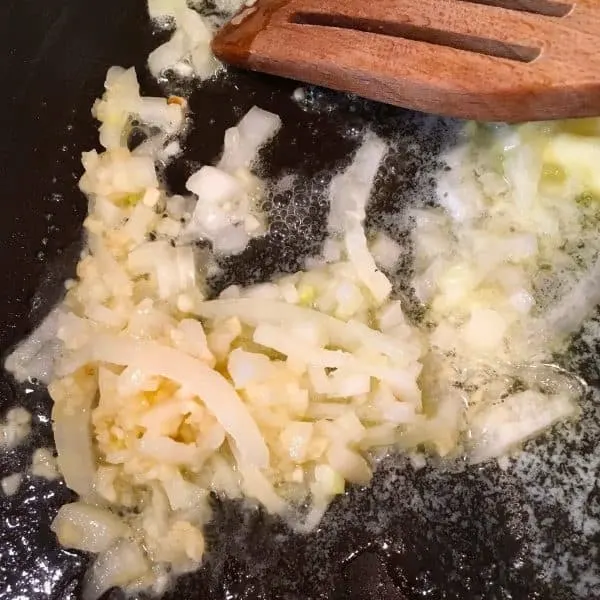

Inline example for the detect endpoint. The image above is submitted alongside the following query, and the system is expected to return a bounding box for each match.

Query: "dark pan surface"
[1,2,599,599]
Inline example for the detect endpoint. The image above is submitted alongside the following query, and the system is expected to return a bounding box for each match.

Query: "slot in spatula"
[212,0,600,122]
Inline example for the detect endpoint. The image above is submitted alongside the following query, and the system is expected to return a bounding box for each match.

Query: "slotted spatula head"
[212,0,600,122]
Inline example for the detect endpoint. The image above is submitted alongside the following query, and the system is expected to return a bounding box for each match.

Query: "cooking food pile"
[5,1,600,597]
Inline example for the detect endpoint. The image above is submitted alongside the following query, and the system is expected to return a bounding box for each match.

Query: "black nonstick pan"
[1,2,599,599]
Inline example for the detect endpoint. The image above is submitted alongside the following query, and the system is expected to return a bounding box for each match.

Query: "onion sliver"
[50,376,98,497]
[196,299,410,363]
[468,390,578,463]
[52,502,129,553]
[90,334,269,468]
[83,539,149,600]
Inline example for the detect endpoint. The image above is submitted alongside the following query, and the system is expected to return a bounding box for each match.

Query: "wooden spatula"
[212,0,600,122]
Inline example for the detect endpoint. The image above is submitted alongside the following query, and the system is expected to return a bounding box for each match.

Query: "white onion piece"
[252,322,413,396]
[90,334,269,468]
[94,67,183,151]
[94,242,133,298]
[280,421,313,461]
[128,242,196,300]
[121,202,157,244]
[543,133,600,195]
[147,0,186,20]
[327,368,371,397]
[461,308,508,353]
[138,435,204,465]
[80,150,158,197]
[468,390,578,464]
[83,539,150,600]
[207,454,242,498]
[5,308,63,384]
[138,398,199,435]
[370,230,402,272]
[326,445,372,485]
[182,107,280,254]
[148,8,215,79]
[148,31,188,78]
[534,254,600,341]
[217,106,282,173]
[160,470,208,511]
[52,502,129,553]
[227,348,276,388]
[93,196,124,228]
[186,166,243,203]
[344,218,392,304]
[189,44,220,80]
[0,407,31,448]
[156,246,196,300]
[253,323,350,368]
[30,447,60,480]
[1,473,22,496]
[183,166,257,255]
[328,132,387,231]
[327,133,391,303]
[239,464,288,514]
[292,498,330,534]
[94,67,139,150]
[50,377,98,497]
[137,97,182,135]
[171,319,214,364]
[196,299,409,362]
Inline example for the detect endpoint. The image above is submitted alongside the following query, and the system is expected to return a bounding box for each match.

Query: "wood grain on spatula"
[212,0,600,122]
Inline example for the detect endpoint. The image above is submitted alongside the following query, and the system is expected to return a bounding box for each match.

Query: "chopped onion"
[30,447,60,480]
[326,445,372,486]
[327,133,391,303]
[328,132,387,231]
[227,348,276,388]
[253,323,350,368]
[93,67,183,152]
[370,231,402,272]
[186,166,244,203]
[238,464,288,514]
[52,502,129,553]
[196,299,411,363]
[83,539,150,600]
[17,56,600,599]
[468,390,578,463]
[279,421,313,462]
[543,133,600,195]
[5,308,63,384]
[182,107,280,254]
[159,469,208,511]
[344,219,392,304]
[89,334,269,468]
[533,253,600,342]
[147,0,186,20]
[80,149,158,197]
[138,435,204,466]
[461,309,508,353]
[49,373,98,497]
[0,407,31,448]
[147,7,217,80]
[217,106,282,173]
[1,473,22,496]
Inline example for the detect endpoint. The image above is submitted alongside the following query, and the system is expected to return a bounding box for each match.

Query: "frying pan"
[1,2,599,599]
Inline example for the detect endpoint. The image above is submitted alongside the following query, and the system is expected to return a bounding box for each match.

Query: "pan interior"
[0,2,598,599]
